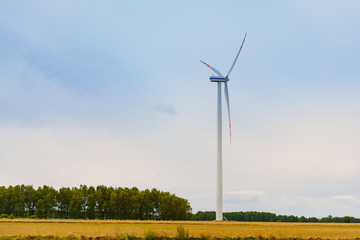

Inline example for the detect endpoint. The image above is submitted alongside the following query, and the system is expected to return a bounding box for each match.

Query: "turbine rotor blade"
[224,81,232,144]
[200,60,224,77]
[226,32,247,78]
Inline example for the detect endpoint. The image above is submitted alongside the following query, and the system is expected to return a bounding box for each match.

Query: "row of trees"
[192,211,360,223]
[0,185,192,220]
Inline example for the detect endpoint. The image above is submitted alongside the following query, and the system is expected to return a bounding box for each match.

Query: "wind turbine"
[200,33,247,221]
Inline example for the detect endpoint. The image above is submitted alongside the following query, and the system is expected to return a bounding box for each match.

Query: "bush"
[0,214,8,219]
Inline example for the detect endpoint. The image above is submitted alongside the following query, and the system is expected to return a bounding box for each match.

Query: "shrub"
[0,214,8,219]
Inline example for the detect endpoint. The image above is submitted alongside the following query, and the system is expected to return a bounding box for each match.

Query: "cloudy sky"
[1,1,360,218]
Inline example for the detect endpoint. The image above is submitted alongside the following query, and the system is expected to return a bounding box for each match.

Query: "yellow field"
[1,219,360,239]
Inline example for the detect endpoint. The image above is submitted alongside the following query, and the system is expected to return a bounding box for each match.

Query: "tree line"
[192,211,360,223]
[0,185,192,220]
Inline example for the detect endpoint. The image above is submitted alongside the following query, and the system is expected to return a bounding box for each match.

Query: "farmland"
[1,219,360,239]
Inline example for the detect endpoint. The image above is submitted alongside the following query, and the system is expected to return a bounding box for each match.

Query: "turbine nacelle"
[210,76,229,82]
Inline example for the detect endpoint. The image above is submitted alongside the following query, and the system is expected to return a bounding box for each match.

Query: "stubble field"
[1,219,360,239]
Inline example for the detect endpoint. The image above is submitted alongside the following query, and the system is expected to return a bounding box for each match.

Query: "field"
[1,219,360,239]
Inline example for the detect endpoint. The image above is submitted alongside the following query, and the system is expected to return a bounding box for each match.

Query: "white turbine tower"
[200,33,247,221]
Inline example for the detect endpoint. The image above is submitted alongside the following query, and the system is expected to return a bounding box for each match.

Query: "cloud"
[225,190,265,203]
[0,119,213,196]
[0,123,161,188]
[331,195,360,204]
[154,103,177,115]
[276,195,360,217]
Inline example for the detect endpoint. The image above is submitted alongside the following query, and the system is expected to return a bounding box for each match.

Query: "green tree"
[86,186,96,219]
[79,185,88,216]
[13,185,25,217]
[159,192,192,220]
[118,187,131,219]
[150,188,161,220]
[23,185,37,217]
[138,189,155,220]
[69,187,86,219]
[343,216,353,223]
[321,215,333,223]
[35,186,57,218]
[129,187,140,219]
[109,189,120,219]
[0,186,7,214]
[0,185,195,220]
[57,187,72,219]
[96,185,113,219]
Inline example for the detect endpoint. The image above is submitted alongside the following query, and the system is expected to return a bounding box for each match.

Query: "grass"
[1,219,360,239]
[144,230,157,240]
[175,225,189,240]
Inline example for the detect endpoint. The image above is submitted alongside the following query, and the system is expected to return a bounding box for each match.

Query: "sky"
[1,0,360,218]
